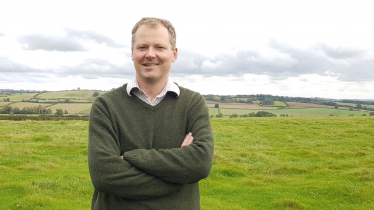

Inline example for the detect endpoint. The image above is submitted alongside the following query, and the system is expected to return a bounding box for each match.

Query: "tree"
[255,111,277,117]
[55,109,64,117]
[216,113,223,118]
[349,107,354,111]
[246,99,253,103]
[6,98,10,102]
[229,113,238,118]
[248,112,256,117]
[334,105,338,109]
[370,112,374,116]
[64,109,69,114]
[93,91,100,97]
[262,99,274,106]
[356,104,363,109]
[65,99,70,103]
[214,104,219,108]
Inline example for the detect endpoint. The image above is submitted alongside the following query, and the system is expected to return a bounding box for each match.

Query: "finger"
[187,136,194,146]
[181,133,192,147]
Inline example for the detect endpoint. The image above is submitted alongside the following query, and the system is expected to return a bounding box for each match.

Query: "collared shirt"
[126,76,180,106]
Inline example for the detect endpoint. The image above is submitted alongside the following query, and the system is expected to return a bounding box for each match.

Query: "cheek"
[132,53,144,62]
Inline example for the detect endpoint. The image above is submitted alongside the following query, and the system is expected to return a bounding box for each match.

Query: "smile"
[143,63,158,66]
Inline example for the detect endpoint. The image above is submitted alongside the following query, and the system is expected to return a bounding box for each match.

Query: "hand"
[181,132,193,147]
[120,155,123,159]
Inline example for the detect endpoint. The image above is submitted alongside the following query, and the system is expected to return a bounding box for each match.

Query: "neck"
[136,76,168,101]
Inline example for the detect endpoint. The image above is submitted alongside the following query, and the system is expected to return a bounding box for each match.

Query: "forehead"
[134,25,170,45]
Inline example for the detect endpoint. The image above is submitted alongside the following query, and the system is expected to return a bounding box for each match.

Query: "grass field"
[337,102,374,109]
[1,117,374,209]
[209,107,370,117]
[9,102,52,109]
[0,102,11,107]
[2,93,38,102]
[36,91,106,100]
[273,101,287,107]
[48,103,92,115]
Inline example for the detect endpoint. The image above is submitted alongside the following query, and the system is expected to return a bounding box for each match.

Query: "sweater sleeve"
[123,94,214,184]
[88,97,182,199]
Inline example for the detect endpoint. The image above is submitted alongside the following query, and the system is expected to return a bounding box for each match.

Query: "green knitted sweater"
[88,84,214,210]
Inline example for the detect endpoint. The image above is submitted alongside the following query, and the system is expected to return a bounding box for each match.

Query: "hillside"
[1,90,373,117]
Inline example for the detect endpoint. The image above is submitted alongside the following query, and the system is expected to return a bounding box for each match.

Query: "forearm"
[88,152,182,199]
[122,136,213,184]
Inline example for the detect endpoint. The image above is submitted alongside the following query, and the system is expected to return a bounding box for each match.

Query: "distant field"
[287,102,333,108]
[210,107,370,117]
[48,103,92,115]
[10,102,51,109]
[206,101,276,110]
[0,102,11,107]
[2,93,38,102]
[36,90,106,100]
[273,101,287,107]
[209,108,219,116]
[337,102,374,109]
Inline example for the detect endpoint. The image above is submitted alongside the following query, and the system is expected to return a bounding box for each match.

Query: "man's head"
[131,18,178,85]
[131,17,176,50]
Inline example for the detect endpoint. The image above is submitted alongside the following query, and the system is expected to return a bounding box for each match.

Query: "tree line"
[0,105,69,116]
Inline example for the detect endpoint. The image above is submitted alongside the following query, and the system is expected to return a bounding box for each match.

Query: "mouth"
[143,63,159,66]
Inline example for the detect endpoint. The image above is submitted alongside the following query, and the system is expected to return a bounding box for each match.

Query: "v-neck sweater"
[88,84,214,210]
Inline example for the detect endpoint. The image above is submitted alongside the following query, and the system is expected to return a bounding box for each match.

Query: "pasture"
[337,102,374,109]
[1,93,37,102]
[1,117,373,209]
[8,102,51,109]
[35,90,105,100]
[47,103,92,115]
[209,107,370,117]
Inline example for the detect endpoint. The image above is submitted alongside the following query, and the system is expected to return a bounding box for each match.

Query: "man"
[88,17,214,210]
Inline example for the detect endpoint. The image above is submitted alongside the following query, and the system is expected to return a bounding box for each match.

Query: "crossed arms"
[88,95,214,200]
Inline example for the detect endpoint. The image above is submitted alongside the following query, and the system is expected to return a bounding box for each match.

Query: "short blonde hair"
[131,17,176,50]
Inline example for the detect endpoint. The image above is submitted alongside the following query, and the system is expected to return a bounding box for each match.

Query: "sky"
[1,0,373,99]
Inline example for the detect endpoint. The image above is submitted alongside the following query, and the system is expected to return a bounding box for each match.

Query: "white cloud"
[0,0,373,99]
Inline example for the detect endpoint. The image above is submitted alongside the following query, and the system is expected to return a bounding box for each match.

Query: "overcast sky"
[1,0,373,99]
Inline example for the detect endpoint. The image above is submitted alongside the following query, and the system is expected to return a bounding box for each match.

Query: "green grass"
[273,101,287,107]
[202,117,374,209]
[210,107,369,117]
[2,93,38,102]
[337,102,374,109]
[1,117,374,209]
[47,103,92,115]
[9,102,52,109]
[0,102,11,107]
[36,90,106,100]
[0,120,91,209]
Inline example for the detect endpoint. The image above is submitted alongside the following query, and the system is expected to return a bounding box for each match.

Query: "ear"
[172,48,178,62]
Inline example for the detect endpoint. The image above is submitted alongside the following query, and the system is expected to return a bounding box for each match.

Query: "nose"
[145,47,156,58]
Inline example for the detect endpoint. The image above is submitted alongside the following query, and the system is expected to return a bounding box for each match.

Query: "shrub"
[255,111,277,117]
[229,113,238,118]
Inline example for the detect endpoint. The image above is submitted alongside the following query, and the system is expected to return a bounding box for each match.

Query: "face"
[132,25,178,85]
